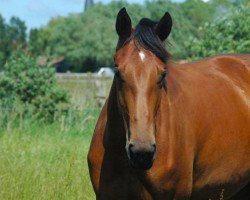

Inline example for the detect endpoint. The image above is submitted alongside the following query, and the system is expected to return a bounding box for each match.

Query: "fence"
[56,73,113,109]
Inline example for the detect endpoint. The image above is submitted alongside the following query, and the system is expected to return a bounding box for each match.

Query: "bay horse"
[88,8,250,200]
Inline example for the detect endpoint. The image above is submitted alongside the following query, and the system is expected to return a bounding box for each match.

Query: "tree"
[0,50,69,120]
[7,17,27,46]
[28,0,247,71]
[145,0,197,58]
[0,15,27,69]
[28,2,151,72]
[180,0,215,28]
[185,6,250,59]
[0,15,7,68]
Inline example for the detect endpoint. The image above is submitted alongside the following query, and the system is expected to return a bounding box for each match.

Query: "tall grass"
[0,108,99,200]
[0,74,112,200]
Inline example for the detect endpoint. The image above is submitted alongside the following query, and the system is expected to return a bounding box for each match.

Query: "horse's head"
[114,8,172,170]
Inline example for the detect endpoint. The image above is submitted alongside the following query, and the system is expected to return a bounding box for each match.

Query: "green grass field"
[0,109,99,200]
[0,76,111,200]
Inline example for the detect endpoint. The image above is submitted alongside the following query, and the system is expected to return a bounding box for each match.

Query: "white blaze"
[139,51,146,62]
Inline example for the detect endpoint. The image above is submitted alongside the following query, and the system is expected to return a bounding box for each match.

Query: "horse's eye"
[157,71,167,87]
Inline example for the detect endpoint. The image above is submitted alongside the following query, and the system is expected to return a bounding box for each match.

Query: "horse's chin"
[128,159,154,170]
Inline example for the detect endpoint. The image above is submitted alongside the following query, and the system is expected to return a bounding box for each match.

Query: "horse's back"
[209,54,250,88]
[171,54,250,109]
[177,54,250,83]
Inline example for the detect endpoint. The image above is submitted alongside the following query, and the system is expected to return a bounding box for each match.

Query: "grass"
[0,75,111,200]
[0,109,99,200]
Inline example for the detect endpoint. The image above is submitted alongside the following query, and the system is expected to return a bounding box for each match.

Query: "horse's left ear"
[155,12,172,41]
[116,8,132,39]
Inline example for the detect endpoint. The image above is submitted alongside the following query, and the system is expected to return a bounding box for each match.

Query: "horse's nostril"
[128,143,156,163]
[128,144,134,154]
[128,144,134,150]
[128,144,135,159]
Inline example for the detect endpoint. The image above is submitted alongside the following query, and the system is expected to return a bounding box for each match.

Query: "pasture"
[0,75,111,200]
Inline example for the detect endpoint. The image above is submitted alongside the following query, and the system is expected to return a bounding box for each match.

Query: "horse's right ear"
[116,8,132,39]
[155,12,172,41]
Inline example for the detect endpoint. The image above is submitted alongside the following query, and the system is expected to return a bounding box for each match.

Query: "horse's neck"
[156,88,186,165]
[104,81,126,150]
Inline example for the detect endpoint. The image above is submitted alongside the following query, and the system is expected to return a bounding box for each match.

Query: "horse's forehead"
[115,41,158,74]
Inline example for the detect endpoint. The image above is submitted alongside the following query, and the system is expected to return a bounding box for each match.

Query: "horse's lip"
[129,160,153,170]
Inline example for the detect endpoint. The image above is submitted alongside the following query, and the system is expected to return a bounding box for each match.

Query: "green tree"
[7,17,27,46]
[6,17,27,56]
[29,2,150,72]
[0,50,69,120]
[180,0,215,28]
[28,0,247,71]
[29,28,50,56]
[0,15,7,68]
[0,15,27,69]
[145,0,197,58]
[185,6,250,59]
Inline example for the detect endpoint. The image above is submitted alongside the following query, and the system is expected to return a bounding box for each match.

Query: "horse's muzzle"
[127,143,156,170]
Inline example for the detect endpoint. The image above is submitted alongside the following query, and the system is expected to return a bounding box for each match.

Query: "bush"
[184,6,250,60]
[0,50,69,121]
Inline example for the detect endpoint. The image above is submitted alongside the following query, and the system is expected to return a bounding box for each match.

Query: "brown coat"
[88,54,250,200]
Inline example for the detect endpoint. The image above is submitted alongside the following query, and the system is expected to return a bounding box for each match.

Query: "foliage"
[185,6,250,59]
[1,0,249,72]
[27,1,207,71]
[7,17,27,47]
[29,28,50,57]
[28,0,238,70]
[145,0,199,58]
[0,50,69,121]
[0,15,27,69]
[180,0,215,28]
[28,2,152,72]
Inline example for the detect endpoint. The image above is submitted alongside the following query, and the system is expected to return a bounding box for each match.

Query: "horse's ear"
[155,12,172,41]
[116,8,132,39]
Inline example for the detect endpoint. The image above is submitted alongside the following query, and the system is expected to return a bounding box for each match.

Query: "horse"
[87,8,250,200]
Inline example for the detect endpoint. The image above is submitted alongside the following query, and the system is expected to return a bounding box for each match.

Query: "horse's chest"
[135,168,181,199]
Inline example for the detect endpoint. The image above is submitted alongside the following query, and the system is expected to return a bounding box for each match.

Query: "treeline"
[0,16,27,68]
[0,0,249,72]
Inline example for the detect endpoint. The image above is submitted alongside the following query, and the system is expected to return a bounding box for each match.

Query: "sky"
[0,0,183,30]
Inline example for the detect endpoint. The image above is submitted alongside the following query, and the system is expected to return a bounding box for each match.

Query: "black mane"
[117,18,170,63]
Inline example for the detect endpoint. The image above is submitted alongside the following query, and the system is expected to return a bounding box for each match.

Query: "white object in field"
[97,67,114,77]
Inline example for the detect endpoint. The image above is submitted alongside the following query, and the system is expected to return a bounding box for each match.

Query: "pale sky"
[0,0,184,30]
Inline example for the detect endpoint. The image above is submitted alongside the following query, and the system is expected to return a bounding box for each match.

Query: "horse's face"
[114,8,172,170]
[114,43,166,169]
